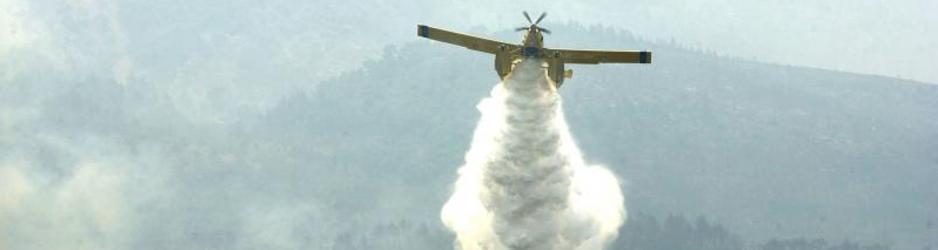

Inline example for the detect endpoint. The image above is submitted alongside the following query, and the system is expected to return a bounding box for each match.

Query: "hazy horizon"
[1,1,935,249]
[4,0,936,85]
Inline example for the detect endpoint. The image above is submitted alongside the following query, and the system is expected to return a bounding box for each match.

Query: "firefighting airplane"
[417,12,651,88]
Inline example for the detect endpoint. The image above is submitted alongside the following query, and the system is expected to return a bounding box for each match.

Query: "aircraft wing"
[548,48,652,64]
[417,25,518,54]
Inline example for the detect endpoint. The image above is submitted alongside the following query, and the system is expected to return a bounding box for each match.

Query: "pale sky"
[408,0,938,83]
[1,1,935,249]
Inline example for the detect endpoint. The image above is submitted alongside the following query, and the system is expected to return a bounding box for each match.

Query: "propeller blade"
[523,11,533,24]
[535,12,547,24]
[539,28,551,34]
[515,27,530,32]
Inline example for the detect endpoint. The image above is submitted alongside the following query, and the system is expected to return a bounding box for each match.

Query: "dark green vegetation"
[264,24,936,248]
[3,23,934,249]
[331,214,892,250]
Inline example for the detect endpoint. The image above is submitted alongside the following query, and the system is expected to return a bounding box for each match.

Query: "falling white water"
[441,59,625,250]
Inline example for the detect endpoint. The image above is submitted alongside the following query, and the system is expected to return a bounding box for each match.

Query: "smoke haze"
[1,1,935,249]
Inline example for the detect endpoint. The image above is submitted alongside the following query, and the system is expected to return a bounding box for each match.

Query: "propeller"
[518,12,549,34]
[535,12,547,25]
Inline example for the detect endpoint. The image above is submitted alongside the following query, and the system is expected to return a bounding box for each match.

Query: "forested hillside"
[260,24,937,248]
[2,22,934,249]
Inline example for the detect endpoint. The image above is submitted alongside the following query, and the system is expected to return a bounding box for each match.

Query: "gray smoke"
[441,59,625,250]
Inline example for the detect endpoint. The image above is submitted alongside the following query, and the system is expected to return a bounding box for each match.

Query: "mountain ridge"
[265,23,937,248]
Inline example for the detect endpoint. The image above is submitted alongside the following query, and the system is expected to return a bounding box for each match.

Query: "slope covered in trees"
[260,24,937,248]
